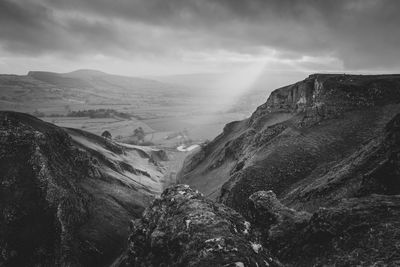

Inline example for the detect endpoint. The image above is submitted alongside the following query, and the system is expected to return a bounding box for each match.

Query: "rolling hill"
[0,70,189,118]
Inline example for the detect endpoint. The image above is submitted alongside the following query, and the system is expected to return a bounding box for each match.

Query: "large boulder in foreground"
[115,184,282,267]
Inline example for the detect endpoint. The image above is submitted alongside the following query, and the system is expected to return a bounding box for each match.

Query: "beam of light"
[182,59,269,141]
[205,59,268,114]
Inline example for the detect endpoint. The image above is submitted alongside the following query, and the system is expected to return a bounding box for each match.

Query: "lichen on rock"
[115,184,282,267]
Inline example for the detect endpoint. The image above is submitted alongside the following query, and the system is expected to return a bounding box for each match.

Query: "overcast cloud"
[0,0,399,75]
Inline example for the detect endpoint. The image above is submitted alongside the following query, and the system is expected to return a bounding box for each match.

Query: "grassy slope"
[0,111,165,266]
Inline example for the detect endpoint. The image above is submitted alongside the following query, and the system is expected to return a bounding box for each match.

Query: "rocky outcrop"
[115,185,282,267]
[0,111,163,266]
[246,191,311,253]
[252,74,400,123]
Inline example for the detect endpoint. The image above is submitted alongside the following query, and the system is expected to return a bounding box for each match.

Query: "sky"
[1,0,400,76]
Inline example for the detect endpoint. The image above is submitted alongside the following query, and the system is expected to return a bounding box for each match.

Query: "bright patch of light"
[208,59,268,113]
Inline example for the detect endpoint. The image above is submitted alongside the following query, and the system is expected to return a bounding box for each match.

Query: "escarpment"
[179,74,400,211]
[253,74,400,119]
[0,111,164,266]
[177,74,400,265]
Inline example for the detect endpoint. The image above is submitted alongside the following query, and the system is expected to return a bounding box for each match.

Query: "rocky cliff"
[179,74,400,207]
[178,74,400,265]
[0,111,164,266]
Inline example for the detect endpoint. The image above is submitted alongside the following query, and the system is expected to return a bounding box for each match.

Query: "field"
[42,116,152,138]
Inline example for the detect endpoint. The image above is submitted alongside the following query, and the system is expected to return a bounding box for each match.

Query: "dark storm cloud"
[1,0,400,69]
[0,0,66,54]
[0,0,126,56]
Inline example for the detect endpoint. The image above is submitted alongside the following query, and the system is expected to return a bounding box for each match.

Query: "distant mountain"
[27,70,95,89]
[0,69,189,119]
[27,69,171,90]
[64,69,109,77]
[0,111,165,266]
[178,73,400,265]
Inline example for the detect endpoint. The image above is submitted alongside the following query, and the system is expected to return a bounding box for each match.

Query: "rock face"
[115,184,282,267]
[0,111,164,266]
[179,74,400,265]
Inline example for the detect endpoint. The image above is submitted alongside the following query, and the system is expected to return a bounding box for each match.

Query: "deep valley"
[1,73,400,266]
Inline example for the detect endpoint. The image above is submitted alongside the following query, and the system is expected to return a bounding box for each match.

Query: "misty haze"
[1,0,400,266]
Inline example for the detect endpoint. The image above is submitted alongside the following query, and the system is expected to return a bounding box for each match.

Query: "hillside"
[0,111,165,266]
[0,70,188,117]
[179,74,400,202]
[178,73,400,265]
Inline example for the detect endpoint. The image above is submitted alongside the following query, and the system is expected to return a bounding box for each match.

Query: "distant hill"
[64,69,109,77]
[0,69,189,119]
[27,69,172,91]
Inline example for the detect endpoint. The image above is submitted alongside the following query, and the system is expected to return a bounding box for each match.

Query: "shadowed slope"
[0,111,164,266]
[114,184,282,267]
